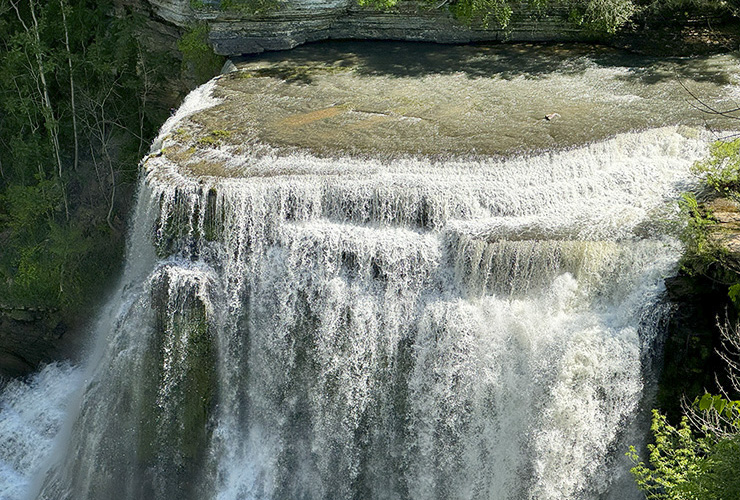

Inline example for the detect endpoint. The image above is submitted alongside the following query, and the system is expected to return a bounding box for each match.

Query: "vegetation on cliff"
[178,24,225,83]
[630,129,740,498]
[357,0,737,33]
[0,1,182,320]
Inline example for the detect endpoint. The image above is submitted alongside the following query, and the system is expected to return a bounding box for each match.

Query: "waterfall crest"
[29,82,709,499]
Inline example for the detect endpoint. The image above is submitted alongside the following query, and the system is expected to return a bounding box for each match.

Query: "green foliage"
[220,0,282,15]
[630,397,740,499]
[632,134,740,499]
[695,393,740,425]
[628,410,711,500]
[356,0,737,33]
[356,0,398,8]
[729,283,740,309]
[568,0,637,33]
[177,24,225,84]
[642,0,739,19]
[674,139,740,283]
[450,0,514,29]
[692,139,740,197]
[0,0,178,315]
[356,0,637,32]
[189,0,282,15]
[702,437,740,499]
[676,192,723,274]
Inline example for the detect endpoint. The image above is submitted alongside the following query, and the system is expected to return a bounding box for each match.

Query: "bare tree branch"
[678,77,740,140]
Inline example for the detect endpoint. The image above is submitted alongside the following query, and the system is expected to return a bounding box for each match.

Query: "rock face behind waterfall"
[144,0,585,55]
[136,0,739,57]
[29,44,740,500]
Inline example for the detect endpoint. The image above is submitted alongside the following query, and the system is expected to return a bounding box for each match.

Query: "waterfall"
[0,79,714,499]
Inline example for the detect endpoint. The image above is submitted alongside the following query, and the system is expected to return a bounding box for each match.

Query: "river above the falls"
[1,41,739,500]
[188,40,740,160]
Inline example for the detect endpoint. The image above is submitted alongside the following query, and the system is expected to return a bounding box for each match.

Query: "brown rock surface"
[707,197,740,259]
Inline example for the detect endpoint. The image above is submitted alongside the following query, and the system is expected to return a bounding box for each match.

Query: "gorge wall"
[138,0,739,57]
[145,0,590,55]
[1,40,739,500]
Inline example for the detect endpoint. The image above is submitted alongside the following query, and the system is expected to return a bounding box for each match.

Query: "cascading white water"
[1,44,736,499]
[0,364,81,500]
[28,103,707,498]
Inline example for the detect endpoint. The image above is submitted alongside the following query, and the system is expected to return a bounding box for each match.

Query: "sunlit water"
[1,42,739,500]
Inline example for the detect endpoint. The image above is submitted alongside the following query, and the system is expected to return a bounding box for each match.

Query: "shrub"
[691,139,740,197]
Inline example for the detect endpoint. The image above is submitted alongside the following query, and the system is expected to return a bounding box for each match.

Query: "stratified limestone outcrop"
[145,0,585,55]
[657,197,740,421]
[141,0,740,57]
[707,197,740,266]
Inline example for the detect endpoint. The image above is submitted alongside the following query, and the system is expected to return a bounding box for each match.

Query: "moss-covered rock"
[136,269,217,496]
[658,273,733,422]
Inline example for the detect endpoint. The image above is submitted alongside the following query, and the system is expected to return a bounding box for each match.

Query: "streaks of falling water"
[31,119,707,500]
[1,49,733,500]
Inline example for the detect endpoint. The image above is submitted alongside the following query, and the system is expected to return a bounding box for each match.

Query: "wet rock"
[659,273,731,422]
[0,310,63,378]
[0,351,34,379]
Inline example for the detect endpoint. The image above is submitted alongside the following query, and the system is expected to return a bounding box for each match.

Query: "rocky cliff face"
[0,308,66,378]
[146,0,581,55]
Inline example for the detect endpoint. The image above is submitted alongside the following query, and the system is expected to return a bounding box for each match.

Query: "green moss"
[196,135,221,146]
[177,24,225,84]
[219,0,282,15]
[138,279,216,484]
[173,128,193,142]
[154,203,186,259]
[196,129,232,147]
[154,185,225,258]
[203,188,221,242]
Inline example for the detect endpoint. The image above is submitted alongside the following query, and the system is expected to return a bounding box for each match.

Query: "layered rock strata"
[147,0,583,55]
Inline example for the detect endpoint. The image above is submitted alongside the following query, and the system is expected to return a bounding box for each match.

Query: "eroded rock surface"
[708,197,740,261]
[145,0,588,55]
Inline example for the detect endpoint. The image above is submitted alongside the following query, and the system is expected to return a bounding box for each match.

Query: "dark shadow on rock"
[235,39,739,86]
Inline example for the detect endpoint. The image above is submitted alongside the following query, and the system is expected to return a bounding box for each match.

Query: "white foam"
[149,79,222,154]
[9,125,713,500]
[0,364,81,500]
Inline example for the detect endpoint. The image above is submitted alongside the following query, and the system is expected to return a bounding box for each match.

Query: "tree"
[0,0,179,312]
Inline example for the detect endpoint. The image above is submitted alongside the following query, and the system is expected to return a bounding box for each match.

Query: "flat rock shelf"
[156,41,739,177]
